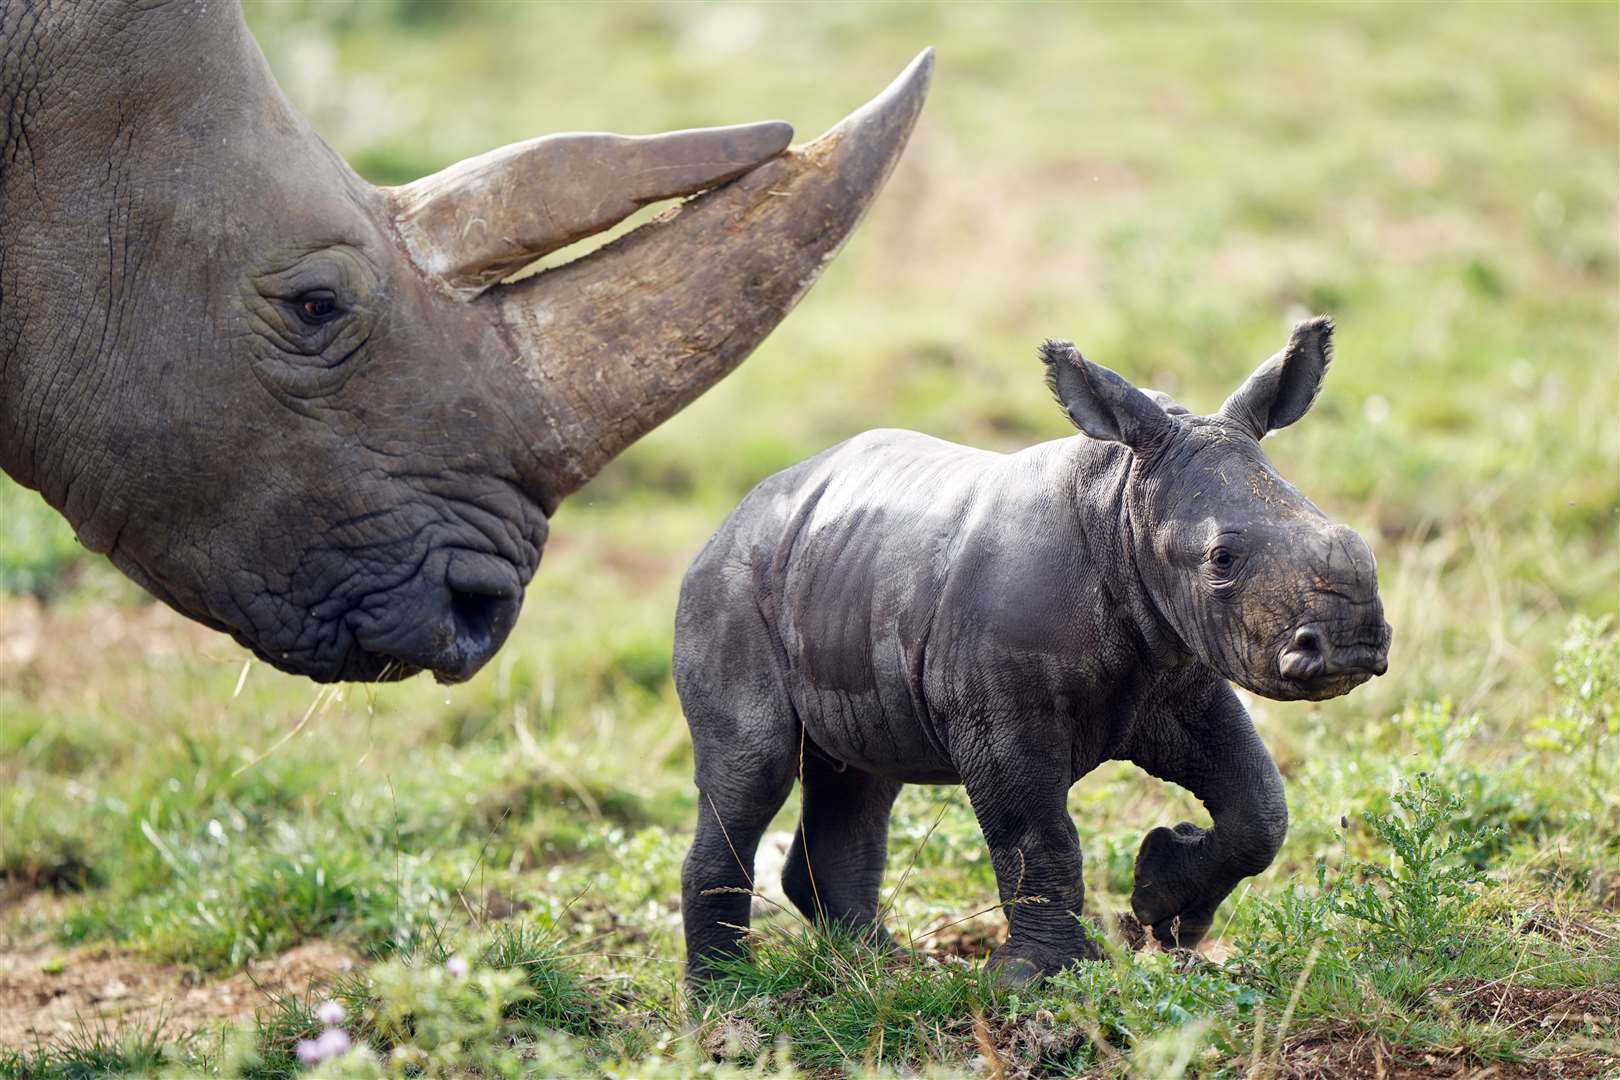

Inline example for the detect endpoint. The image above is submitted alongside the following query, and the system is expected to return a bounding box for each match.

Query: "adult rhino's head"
[0,4,930,683]
[1042,318,1392,701]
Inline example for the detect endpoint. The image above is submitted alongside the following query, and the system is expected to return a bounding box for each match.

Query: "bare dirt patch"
[0,939,358,1049]
[0,594,229,685]
[1280,1023,1617,1080]
[1428,979,1620,1037]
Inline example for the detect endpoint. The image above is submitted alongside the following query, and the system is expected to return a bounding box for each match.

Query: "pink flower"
[445,955,470,978]
[316,1000,346,1026]
[314,1028,352,1060]
[295,1025,352,1067]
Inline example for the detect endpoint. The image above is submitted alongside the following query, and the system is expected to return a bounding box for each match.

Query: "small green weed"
[1331,771,1501,957]
[1526,615,1620,786]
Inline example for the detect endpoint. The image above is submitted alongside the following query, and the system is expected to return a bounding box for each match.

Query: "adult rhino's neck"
[1061,435,1190,668]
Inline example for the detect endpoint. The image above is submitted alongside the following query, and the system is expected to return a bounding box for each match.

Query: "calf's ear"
[1219,316,1334,438]
[1040,340,1175,452]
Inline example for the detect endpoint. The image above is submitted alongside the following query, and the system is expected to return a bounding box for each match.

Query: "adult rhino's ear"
[1219,316,1334,439]
[1040,340,1175,453]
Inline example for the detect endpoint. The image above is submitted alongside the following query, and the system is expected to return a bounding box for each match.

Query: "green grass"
[2,1,1616,1076]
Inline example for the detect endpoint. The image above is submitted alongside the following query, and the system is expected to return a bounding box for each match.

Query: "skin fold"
[676,317,1392,985]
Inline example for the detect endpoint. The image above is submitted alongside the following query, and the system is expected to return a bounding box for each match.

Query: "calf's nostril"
[1292,626,1324,655]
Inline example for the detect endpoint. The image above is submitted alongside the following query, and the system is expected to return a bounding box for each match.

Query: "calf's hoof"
[986,951,1043,987]
[986,937,1102,986]
[1135,910,1214,951]
[1131,822,1215,950]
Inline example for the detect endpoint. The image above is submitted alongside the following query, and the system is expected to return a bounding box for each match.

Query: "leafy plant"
[1232,872,1346,990]
[1329,772,1501,956]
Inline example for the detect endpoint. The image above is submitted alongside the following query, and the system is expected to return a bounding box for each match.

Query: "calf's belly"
[794,684,957,782]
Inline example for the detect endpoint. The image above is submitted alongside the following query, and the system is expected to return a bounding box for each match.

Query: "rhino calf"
[675,317,1391,984]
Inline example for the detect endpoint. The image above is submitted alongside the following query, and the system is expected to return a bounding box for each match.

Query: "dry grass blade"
[232,682,335,777]
[809,1006,852,1061]
[879,790,954,930]
[971,1011,1009,1080]
[1245,1001,1267,1080]
[706,793,755,891]
[1269,944,1322,1077]
[914,894,1049,944]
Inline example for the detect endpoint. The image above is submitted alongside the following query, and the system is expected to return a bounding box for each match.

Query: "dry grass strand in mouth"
[231,681,340,777]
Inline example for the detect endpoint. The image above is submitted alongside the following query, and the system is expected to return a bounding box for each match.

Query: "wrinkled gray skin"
[676,317,1392,984]
[1,2,927,684]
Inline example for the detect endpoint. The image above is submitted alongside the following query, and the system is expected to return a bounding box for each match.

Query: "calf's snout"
[1279,621,1391,684]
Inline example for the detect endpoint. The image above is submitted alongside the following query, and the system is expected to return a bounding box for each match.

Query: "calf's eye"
[1210,547,1235,571]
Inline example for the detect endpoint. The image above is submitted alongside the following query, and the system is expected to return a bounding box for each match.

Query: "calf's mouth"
[1274,620,1392,701]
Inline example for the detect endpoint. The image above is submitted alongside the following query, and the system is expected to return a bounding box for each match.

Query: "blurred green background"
[1,0,1615,1067]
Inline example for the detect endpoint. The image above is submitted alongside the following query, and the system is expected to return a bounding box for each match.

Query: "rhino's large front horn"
[390,50,933,496]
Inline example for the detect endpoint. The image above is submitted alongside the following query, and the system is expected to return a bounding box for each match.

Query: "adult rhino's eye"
[1210,546,1235,572]
[295,291,343,326]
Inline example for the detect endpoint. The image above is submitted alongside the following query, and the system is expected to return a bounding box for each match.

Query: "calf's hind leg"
[781,754,903,946]
[1127,691,1288,950]
[679,701,797,985]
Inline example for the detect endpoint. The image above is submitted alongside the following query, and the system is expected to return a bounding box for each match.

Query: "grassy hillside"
[2,2,1615,1076]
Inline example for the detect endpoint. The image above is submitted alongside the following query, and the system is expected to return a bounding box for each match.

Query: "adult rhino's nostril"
[435,554,524,682]
[430,585,521,684]
[450,587,510,647]
[353,553,525,684]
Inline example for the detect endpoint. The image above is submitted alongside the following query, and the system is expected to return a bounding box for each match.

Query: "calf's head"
[1042,318,1392,701]
[0,5,930,683]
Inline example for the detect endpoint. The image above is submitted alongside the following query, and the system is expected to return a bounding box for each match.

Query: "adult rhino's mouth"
[343,547,527,685]
[219,482,547,685]
[232,547,529,686]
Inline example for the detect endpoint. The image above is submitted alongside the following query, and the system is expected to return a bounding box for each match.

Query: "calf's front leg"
[962,748,1101,983]
[1127,687,1288,949]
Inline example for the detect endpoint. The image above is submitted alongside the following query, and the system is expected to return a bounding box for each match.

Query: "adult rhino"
[0,3,931,683]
